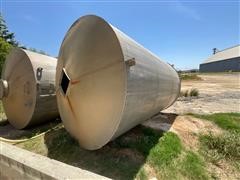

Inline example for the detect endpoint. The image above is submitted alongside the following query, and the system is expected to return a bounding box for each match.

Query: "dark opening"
[60,69,70,95]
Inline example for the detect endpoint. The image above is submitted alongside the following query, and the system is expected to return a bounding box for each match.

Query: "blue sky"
[1,1,239,70]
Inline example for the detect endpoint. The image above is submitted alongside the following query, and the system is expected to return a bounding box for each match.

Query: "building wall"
[199,57,240,72]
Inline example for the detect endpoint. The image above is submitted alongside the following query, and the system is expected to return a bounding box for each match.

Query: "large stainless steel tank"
[0,48,59,129]
[56,15,180,150]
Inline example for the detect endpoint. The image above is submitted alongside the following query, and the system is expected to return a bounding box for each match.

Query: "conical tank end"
[1,48,37,129]
[56,15,127,150]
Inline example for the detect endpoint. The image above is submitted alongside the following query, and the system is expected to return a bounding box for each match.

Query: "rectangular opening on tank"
[60,69,70,95]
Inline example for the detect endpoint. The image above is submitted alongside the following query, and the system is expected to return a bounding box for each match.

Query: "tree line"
[0,13,48,74]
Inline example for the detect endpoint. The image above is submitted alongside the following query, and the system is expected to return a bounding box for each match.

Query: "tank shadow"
[44,112,178,180]
[0,118,60,139]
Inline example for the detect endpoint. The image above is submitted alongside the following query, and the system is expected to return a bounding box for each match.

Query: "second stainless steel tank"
[0,48,59,129]
[56,15,180,150]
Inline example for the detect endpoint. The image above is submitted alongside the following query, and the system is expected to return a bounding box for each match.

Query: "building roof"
[203,45,240,64]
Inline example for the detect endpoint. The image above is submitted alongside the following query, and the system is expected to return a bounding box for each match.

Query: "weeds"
[199,131,240,162]
[180,73,202,81]
[180,90,189,97]
[191,112,240,173]
[180,88,199,97]
[189,88,199,97]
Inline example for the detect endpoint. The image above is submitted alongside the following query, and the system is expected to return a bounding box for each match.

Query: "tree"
[0,37,12,74]
[0,14,49,74]
[0,13,18,46]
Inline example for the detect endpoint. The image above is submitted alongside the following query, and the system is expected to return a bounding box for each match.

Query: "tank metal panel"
[112,27,180,138]
[25,50,58,126]
[1,48,59,129]
[56,15,180,150]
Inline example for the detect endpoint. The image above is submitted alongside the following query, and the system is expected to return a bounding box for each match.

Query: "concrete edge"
[0,141,110,180]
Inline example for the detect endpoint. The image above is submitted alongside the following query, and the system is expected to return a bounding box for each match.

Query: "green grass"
[24,126,162,180]
[148,132,182,168]
[18,126,209,180]
[12,112,240,179]
[21,136,47,155]
[112,126,162,156]
[180,73,202,81]
[180,151,208,180]
[146,132,208,179]
[192,113,240,131]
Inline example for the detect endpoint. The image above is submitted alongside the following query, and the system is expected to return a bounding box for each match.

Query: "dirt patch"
[170,116,222,150]
[144,164,158,179]
[143,114,222,150]
[164,73,240,114]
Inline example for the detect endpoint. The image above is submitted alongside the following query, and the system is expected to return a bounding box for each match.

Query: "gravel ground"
[163,73,240,114]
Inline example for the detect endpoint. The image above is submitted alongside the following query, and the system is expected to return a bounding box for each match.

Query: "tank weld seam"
[69,60,123,85]
[66,95,77,119]
[56,87,61,93]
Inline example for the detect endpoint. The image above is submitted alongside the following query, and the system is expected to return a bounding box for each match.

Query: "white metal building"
[200,45,240,72]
